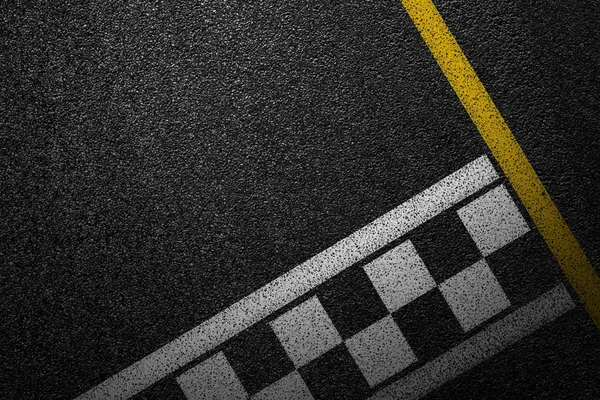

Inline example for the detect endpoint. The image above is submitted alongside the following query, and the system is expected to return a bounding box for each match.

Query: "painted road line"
[76,155,498,400]
[252,371,314,400]
[370,284,576,400]
[457,184,531,257]
[402,0,600,328]
[438,259,511,332]
[363,240,437,313]
[345,315,417,387]
[269,296,342,368]
[176,352,247,400]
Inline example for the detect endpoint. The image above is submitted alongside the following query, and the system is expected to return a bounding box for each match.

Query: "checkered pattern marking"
[439,260,510,331]
[270,296,342,368]
[177,352,247,400]
[224,322,295,395]
[175,184,540,399]
[346,316,417,387]
[458,184,530,256]
[253,371,313,400]
[364,240,436,313]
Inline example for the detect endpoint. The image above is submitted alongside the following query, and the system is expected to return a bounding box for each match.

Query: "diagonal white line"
[370,284,576,400]
[76,155,499,400]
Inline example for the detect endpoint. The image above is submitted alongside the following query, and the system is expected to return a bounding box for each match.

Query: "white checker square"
[252,371,314,400]
[270,296,342,368]
[439,260,510,332]
[364,240,436,312]
[345,316,417,387]
[177,352,247,400]
[457,184,530,256]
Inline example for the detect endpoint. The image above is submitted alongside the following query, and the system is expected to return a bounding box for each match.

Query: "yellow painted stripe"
[402,0,600,328]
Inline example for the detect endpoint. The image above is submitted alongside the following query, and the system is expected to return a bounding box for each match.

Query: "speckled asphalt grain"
[2,1,600,399]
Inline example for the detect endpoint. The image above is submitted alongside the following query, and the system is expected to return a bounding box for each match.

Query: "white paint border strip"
[77,155,498,400]
[370,284,575,400]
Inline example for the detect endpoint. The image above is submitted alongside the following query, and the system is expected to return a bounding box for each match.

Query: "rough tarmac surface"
[2,0,599,399]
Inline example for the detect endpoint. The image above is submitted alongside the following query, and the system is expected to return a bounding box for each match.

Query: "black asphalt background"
[1,0,599,399]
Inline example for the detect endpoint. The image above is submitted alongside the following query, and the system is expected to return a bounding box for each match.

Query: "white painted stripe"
[76,155,499,400]
[370,284,575,400]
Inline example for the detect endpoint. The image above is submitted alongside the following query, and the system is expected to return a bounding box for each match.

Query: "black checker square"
[299,344,370,400]
[411,210,482,283]
[486,229,564,306]
[318,266,388,340]
[393,288,464,360]
[224,322,294,395]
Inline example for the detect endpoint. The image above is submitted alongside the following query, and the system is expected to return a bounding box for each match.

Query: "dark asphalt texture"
[2,1,600,399]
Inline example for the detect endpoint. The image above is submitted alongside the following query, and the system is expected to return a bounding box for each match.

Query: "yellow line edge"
[401,0,600,329]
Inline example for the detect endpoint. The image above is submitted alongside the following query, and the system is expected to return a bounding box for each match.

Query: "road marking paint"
[457,184,530,257]
[363,240,436,313]
[252,371,314,400]
[370,284,575,400]
[76,155,498,400]
[438,259,510,332]
[176,352,247,400]
[269,296,342,368]
[345,315,417,387]
[402,0,600,328]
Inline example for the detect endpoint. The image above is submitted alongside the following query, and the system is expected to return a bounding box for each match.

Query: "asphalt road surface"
[2,0,600,399]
